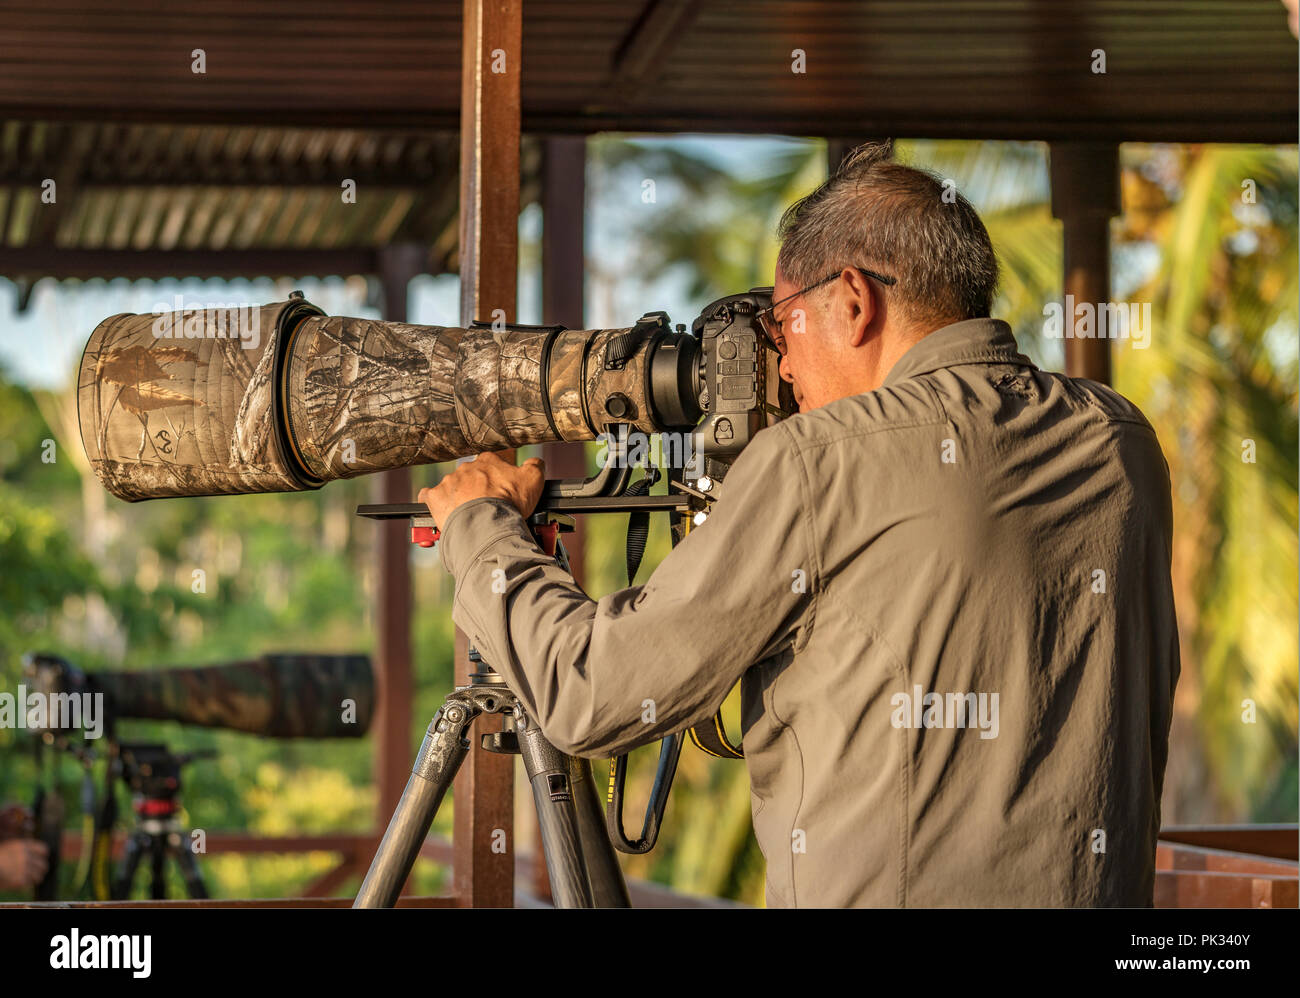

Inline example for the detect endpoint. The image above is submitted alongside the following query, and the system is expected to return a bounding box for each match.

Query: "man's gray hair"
[776,140,999,328]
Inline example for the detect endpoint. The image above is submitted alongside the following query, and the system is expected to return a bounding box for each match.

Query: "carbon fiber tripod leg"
[568,754,632,907]
[112,829,147,900]
[149,832,167,900]
[353,695,475,908]
[515,715,597,907]
[172,832,208,899]
[514,709,630,907]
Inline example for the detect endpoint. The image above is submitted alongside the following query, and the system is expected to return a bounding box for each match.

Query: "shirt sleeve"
[436,421,818,757]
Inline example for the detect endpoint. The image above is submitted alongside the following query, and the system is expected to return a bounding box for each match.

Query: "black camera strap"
[689,715,744,759]
[620,469,742,759]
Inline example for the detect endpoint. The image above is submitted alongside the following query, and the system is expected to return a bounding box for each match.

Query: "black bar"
[356,494,690,521]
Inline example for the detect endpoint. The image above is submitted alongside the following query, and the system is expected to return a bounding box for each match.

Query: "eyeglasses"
[756,267,897,355]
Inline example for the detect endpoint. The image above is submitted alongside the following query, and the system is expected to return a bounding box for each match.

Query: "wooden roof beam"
[0,246,435,281]
[610,0,700,101]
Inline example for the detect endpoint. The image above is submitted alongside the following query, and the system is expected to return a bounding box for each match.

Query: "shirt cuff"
[437,497,532,576]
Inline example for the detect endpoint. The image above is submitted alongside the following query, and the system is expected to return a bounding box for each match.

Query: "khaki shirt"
[439,317,1179,907]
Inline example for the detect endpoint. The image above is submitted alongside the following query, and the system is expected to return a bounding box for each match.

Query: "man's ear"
[841,268,878,348]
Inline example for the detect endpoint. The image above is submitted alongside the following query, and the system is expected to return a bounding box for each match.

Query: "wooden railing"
[9,824,1287,909]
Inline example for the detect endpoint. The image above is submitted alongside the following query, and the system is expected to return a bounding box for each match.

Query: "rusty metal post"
[373,245,425,845]
[1050,142,1120,384]
[453,0,521,908]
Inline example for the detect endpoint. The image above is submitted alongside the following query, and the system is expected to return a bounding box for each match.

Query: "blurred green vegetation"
[0,137,1295,906]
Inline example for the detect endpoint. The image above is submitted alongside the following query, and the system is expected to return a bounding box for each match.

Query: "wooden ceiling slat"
[371,190,416,246]
[106,187,145,251]
[252,187,293,248]
[0,123,21,168]
[80,189,114,250]
[0,188,12,248]
[232,187,276,249]
[206,187,254,250]
[223,128,256,166]
[313,194,352,249]
[131,188,167,251]
[267,188,311,246]
[293,189,332,247]
[336,185,378,248]
[55,183,91,248]
[155,187,194,251]
[182,187,223,250]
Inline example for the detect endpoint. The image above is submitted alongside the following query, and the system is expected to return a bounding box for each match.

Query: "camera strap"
[621,469,744,760]
[689,715,744,759]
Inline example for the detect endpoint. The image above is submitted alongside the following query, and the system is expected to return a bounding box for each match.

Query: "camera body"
[687,286,795,486]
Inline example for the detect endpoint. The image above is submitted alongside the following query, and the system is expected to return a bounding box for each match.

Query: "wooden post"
[372,245,425,842]
[826,138,859,175]
[1049,142,1120,384]
[534,135,590,903]
[540,134,589,581]
[453,0,521,909]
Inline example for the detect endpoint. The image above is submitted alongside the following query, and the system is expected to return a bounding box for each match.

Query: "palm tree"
[1114,144,1298,822]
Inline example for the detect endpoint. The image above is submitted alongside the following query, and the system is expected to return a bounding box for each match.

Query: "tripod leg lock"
[412,698,479,781]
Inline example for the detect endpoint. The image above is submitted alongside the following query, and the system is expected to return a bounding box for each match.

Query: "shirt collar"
[882,318,1034,387]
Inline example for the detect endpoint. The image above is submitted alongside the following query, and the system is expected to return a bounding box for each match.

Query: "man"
[421,140,1180,907]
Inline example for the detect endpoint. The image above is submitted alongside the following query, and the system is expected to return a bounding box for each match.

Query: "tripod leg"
[112,830,146,901]
[569,755,632,908]
[354,699,474,908]
[515,718,599,908]
[171,832,209,899]
[150,833,167,900]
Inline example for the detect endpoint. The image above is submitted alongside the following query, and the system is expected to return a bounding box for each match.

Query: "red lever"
[534,522,559,556]
[134,799,179,817]
[412,525,441,548]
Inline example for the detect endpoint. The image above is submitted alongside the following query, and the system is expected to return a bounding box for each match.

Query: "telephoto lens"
[77,295,702,502]
[23,652,374,739]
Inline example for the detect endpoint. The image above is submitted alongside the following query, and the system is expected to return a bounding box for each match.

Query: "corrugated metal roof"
[0,121,545,281]
[0,122,454,250]
[0,0,1293,142]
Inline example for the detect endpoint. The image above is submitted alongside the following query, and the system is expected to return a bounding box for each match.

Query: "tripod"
[355,514,638,908]
[354,654,631,908]
[112,743,210,900]
[355,447,714,908]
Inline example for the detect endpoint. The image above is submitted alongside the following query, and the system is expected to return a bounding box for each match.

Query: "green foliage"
[1114,144,1299,820]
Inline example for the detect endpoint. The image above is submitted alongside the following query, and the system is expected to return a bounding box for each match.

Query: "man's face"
[771,265,840,412]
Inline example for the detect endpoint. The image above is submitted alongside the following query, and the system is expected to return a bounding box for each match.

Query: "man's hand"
[0,839,48,891]
[0,804,33,840]
[418,451,545,529]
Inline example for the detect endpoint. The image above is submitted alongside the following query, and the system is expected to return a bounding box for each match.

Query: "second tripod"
[113,743,210,900]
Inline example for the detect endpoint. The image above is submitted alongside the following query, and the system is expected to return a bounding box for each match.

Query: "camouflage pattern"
[284,315,660,482]
[78,300,320,502]
[79,297,663,502]
[91,654,373,738]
